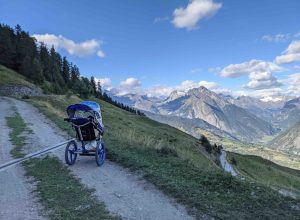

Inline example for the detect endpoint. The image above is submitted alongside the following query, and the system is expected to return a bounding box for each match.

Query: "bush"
[21,95,30,99]
[199,135,212,154]
[230,157,237,166]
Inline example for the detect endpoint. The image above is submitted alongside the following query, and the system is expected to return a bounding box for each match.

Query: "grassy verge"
[227,152,300,197]
[6,106,28,158]
[26,95,300,219]
[23,156,120,220]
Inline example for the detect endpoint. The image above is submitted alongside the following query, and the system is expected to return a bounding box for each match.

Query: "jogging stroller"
[64,101,105,166]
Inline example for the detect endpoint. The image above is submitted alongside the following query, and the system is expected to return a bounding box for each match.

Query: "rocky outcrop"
[0,85,42,97]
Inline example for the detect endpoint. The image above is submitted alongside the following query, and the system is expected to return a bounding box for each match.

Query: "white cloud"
[208,66,221,74]
[97,50,105,58]
[262,33,291,42]
[238,88,286,102]
[220,60,282,78]
[172,0,222,30]
[198,80,220,90]
[120,77,141,88]
[285,73,300,96]
[145,85,174,98]
[33,33,105,58]
[177,80,198,91]
[95,78,112,90]
[144,80,225,98]
[219,60,283,90]
[276,53,300,64]
[116,77,142,95]
[284,40,300,54]
[261,31,300,43]
[243,77,282,90]
[275,40,300,64]
[190,68,202,73]
[153,16,169,24]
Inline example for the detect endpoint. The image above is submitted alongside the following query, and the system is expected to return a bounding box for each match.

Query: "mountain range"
[109,86,300,155]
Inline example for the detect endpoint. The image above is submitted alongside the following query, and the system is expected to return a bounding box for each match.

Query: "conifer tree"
[62,56,70,84]
[97,81,102,98]
[39,43,51,81]
[32,57,44,84]
[90,76,97,95]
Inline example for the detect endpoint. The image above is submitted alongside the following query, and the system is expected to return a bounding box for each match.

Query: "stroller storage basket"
[70,118,96,141]
[75,123,96,141]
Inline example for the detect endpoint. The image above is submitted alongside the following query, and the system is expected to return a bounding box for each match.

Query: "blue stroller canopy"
[67,101,101,114]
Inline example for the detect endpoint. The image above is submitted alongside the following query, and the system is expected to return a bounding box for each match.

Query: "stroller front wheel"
[95,142,105,167]
[65,140,78,165]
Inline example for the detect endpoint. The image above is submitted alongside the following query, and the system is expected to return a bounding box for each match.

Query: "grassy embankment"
[26,94,300,219]
[227,152,300,197]
[0,65,36,88]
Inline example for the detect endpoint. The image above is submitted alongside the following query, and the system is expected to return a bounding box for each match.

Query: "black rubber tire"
[65,140,78,165]
[95,142,105,167]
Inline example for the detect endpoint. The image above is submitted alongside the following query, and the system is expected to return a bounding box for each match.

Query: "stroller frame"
[64,101,106,167]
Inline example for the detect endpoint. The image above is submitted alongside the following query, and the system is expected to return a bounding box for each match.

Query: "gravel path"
[6,97,195,220]
[0,97,45,220]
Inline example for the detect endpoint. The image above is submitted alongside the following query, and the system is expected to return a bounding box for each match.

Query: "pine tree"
[39,43,51,81]
[90,76,97,95]
[14,25,37,72]
[0,24,16,68]
[32,57,44,84]
[70,64,80,82]
[97,81,102,98]
[62,56,70,84]
[20,56,32,78]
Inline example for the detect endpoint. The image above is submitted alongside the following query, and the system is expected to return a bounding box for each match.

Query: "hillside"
[227,152,300,197]
[24,94,300,218]
[0,65,42,96]
[268,121,300,155]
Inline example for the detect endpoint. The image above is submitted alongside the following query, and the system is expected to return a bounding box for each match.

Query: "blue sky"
[1,0,300,100]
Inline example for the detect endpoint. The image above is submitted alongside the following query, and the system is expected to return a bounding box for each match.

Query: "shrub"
[230,157,237,166]
[199,135,212,154]
[22,95,30,99]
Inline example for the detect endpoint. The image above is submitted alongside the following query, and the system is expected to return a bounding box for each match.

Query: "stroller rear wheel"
[95,142,105,167]
[65,140,78,165]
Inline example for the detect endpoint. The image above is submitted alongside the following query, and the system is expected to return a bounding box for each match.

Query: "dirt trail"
[6,97,194,220]
[0,97,45,220]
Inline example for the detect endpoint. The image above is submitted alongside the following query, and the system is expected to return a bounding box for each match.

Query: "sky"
[1,0,300,101]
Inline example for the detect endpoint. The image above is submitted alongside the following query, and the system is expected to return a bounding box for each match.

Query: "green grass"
[0,64,36,88]
[6,106,28,158]
[27,95,300,219]
[227,152,300,197]
[23,156,120,220]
